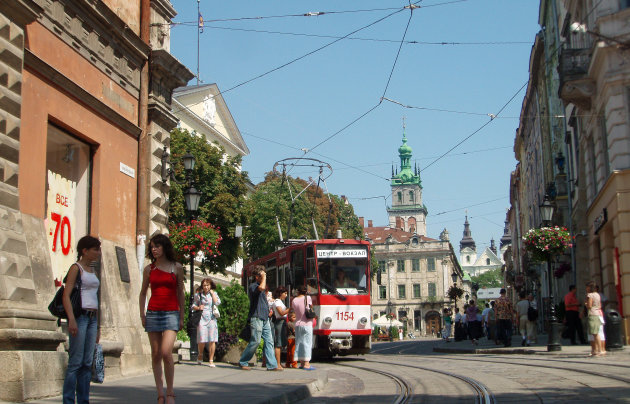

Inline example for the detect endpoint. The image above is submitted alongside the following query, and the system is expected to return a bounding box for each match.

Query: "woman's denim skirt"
[145,310,180,332]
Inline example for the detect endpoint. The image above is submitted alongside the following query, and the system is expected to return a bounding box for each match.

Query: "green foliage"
[215,280,250,336]
[243,173,364,259]
[168,128,250,273]
[447,284,465,301]
[256,338,264,361]
[178,291,191,342]
[471,267,503,289]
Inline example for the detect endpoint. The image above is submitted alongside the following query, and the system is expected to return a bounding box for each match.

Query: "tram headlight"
[324,316,333,325]
[359,317,368,325]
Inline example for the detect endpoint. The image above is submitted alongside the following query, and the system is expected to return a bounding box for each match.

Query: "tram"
[242,237,372,357]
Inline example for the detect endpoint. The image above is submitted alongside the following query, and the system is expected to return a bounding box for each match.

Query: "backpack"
[527,302,538,321]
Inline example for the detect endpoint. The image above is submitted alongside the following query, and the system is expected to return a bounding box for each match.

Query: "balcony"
[558,47,594,109]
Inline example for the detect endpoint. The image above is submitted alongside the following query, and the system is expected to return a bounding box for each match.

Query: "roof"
[364,226,437,244]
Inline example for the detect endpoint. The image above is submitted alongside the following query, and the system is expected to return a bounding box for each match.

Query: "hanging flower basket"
[447,284,464,301]
[522,226,571,262]
[169,219,222,268]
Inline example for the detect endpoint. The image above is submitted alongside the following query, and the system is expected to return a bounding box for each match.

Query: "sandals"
[166,393,176,404]
[157,396,165,404]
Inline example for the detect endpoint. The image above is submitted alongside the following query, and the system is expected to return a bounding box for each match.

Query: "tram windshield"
[316,245,369,295]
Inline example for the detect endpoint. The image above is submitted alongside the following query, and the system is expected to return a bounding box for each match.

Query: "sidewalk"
[25,362,328,404]
[433,333,628,356]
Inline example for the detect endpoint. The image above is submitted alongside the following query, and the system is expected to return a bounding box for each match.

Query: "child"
[285,309,298,368]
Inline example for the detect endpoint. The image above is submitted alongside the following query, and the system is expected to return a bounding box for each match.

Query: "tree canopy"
[471,267,503,289]
[168,128,250,272]
[243,172,363,259]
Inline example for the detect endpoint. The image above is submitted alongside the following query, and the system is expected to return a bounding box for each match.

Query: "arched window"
[486,258,490,265]
[466,256,470,263]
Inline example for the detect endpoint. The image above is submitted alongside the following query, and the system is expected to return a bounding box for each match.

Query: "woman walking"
[291,285,315,370]
[62,235,101,404]
[139,234,185,404]
[585,281,604,357]
[192,278,221,367]
[466,300,481,345]
[272,286,289,369]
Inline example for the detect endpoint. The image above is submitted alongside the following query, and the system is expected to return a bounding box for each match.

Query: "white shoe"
[197,359,202,365]
[209,361,215,368]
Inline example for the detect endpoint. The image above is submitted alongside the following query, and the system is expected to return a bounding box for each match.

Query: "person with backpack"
[516,291,533,346]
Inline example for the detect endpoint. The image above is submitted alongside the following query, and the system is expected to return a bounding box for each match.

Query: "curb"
[261,370,328,404]
[433,347,537,355]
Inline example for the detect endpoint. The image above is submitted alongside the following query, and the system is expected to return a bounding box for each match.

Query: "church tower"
[459,215,477,266]
[387,130,427,235]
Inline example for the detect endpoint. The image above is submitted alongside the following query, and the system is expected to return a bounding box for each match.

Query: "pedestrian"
[238,265,281,371]
[272,286,289,370]
[466,300,481,345]
[595,285,607,355]
[481,303,491,337]
[516,291,533,346]
[139,234,185,404]
[62,235,101,404]
[586,281,605,356]
[526,294,538,343]
[442,308,452,342]
[291,284,316,370]
[495,288,514,347]
[454,307,464,341]
[488,301,497,343]
[285,309,298,368]
[563,285,587,345]
[192,278,220,367]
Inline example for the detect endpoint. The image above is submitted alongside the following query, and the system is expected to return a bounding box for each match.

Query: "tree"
[168,128,250,273]
[243,172,363,259]
[471,267,503,289]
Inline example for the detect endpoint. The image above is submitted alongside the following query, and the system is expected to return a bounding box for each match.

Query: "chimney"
[368,220,373,227]
[359,217,365,228]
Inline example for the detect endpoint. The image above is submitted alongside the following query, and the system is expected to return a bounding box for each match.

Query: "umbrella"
[372,315,403,328]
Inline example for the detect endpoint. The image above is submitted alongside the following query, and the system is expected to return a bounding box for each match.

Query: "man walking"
[516,291,532,346]
[239,266,281,371]
[495,288,514,347]
[563,285,586,345]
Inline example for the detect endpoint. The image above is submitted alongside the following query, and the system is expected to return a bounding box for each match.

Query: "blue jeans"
[63,314,98,404]
[239,317,277,369]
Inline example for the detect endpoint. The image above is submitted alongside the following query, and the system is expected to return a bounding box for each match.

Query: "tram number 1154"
[336,312,354,321]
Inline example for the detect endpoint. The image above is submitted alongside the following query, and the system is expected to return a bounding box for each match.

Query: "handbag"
[190,294,202,327]
[212,303,220,319]
[91,343,104,383]
[527,302,538,321]
[304,295,317,319]
[48,267,82,319]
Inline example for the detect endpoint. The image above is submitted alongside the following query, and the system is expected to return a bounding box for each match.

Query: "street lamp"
[539,194,561,351]
[451,271,458,284]
[182,152,202,359]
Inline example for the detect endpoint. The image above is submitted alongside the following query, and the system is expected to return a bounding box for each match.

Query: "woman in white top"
[62,235,101,404]
[192,278,221,367]
[272,286,289,369]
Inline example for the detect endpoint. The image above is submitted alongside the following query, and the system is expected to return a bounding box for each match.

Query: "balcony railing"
[558,47,593,108]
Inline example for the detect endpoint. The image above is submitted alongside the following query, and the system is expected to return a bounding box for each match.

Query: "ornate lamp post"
[540,194,562,352]
[182,152,202,359]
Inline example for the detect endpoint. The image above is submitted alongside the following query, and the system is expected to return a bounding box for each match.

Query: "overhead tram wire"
[170,4,413,117]
[420,80,528,172]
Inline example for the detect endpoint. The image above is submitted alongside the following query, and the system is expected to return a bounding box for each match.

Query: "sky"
[169,0,541,254]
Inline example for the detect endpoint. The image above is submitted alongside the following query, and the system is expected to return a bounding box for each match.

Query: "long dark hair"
[273,285,287,299]
[147,234,176,262]
[76,235,101,260]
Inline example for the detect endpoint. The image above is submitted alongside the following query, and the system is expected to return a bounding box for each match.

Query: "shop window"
[46,124,91,283]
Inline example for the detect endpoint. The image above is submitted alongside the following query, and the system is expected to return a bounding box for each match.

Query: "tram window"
[292,249,305,289]
[267,268,277,290]
[318,258,368,295]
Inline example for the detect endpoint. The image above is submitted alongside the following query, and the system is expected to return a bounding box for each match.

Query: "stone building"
[0,0,192,400]
[458,216,504,277]
[363,133,465,337]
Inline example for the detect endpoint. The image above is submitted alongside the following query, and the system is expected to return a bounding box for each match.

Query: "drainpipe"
[137,0,150,271]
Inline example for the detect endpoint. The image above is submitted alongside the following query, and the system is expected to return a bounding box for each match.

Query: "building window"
[427,257,435,271]
[466,256,471,263]
[378,260,386,273]
[398,284,406,299]
[486,258,490,265]
[397,191,402,202]
[378,285,387,299]
[412,259,420,272]
[599,113,611,175]
[409,191,414,202]
[588,136,598,197]
[428,282,436,297]
[413,283,421,298]
[397,260,405,272]
[46,124,91,284]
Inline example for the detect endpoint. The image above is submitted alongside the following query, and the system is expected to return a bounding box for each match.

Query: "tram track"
[339,358,497,404]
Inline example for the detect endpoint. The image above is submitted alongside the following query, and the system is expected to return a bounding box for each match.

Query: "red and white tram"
[243,238,372,357]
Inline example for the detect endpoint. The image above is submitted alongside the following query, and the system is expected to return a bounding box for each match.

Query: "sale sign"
[46,170,77,283]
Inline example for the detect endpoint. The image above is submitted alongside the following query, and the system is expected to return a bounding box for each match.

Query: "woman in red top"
[139,234,185,404]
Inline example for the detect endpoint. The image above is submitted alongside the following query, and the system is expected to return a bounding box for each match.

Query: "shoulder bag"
[190,293,202,327]
[304,295,317,319]
[527,301,538,321]
[91,343,105,383]
[48,265,83,319]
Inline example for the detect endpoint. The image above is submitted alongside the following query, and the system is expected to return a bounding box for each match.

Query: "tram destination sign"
[317,249,367,259]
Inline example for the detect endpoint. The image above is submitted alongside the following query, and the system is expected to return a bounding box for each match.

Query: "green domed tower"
[387,131,428,235]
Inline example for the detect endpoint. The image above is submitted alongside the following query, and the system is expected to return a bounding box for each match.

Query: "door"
[426,314,441,336]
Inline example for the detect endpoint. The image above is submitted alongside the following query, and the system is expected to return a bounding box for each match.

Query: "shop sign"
[46,170,77,283]
[593,208,607,235]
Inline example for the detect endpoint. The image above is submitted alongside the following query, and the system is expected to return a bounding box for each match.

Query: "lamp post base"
[547,319,563,352]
